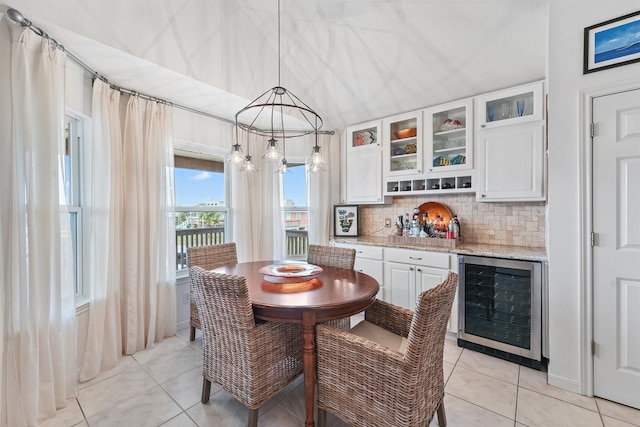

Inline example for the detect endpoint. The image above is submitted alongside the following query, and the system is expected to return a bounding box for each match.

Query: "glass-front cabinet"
[476,80,544,130]
[424,98,473,174]
[343,120,387,204]
[383,111,422,177]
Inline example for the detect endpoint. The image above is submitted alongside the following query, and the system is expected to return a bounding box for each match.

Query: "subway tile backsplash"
[358,194,546,248]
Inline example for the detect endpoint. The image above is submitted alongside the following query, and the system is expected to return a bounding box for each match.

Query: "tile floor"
[42,324,640,427]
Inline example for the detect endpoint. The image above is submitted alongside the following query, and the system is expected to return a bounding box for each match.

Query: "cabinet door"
[415,266,455,330]
[425,98,473,174]
[344,120,384,204]
[355,258,384,300]
[345,149,383,203]
[384,261,415,309]
[477,122,545,201]
[477,80,544,130]
[383,111,423,177]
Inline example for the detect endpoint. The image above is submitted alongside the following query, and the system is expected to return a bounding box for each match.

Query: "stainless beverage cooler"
[458,255,545,369]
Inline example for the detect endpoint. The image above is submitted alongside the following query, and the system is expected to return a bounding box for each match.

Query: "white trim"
[579,76,640,397]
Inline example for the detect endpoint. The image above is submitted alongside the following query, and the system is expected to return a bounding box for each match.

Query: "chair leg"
[248,408,258,427]
[317,408,327,427]
[190,326,196,341]
[436,400,447,427]
[201,378,211,403]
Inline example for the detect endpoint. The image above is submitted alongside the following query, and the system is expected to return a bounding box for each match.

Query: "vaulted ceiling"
[8,0,549,133]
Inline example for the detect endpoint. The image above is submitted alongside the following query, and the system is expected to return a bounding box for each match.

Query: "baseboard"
[547,372,582,394]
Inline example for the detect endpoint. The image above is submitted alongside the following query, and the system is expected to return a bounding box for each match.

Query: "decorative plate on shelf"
[259,263,323,278]
[418,202,453,225]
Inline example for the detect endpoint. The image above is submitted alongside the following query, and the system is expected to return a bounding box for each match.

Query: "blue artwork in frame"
[584,10,640,74]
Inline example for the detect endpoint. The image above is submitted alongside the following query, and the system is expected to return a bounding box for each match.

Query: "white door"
[592,88,640,409]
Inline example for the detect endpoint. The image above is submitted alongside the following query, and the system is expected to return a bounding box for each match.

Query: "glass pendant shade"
[240,155,258,172]
[227,143,245,165]
[307,144,327,173]
[263,138,284,163]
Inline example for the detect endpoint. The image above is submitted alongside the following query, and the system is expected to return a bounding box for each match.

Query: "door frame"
[579,77,640,397]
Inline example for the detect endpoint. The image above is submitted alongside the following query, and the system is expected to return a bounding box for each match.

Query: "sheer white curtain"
[0,17,77,426]
[308,133,341,245]
[81,80,176,379]
[79,81,123,380]
[231,130,284,262]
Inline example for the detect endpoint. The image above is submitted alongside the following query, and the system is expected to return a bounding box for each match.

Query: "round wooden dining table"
[212,260,380,427]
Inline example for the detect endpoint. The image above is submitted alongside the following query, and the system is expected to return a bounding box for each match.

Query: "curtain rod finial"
[7,8,27,25]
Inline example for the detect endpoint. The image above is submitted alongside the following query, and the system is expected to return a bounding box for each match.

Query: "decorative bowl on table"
[259,263,323,278]
[394,128,417,139]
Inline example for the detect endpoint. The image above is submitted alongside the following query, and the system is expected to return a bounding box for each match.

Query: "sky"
[174,164,307,207]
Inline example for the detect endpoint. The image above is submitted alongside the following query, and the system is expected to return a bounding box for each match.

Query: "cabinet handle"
[357,251,364,253]
[417,268,422,272]
[481,124,486,128]
[481,194,486,198]
[409,267,414,271]
[409,256,422,260]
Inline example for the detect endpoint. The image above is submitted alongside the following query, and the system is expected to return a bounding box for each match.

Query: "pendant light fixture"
[227,0,327,173]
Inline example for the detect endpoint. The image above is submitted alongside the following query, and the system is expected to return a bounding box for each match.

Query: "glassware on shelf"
[517,99,525,116]
[487,106,494,122]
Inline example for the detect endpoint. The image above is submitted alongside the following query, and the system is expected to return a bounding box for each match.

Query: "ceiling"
[6,0,549,133]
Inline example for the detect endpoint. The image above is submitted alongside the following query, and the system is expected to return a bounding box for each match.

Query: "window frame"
[173,152,229,278]
[64,112,88,305]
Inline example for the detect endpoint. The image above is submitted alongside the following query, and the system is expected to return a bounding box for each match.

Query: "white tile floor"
[41,325,640,427]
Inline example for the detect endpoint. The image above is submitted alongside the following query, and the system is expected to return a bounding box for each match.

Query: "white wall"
[547,0,640,393]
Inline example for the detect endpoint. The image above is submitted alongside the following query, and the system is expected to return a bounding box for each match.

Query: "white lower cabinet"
[332,242,384,300]
[331,242,458,335]
[384,248,457,334]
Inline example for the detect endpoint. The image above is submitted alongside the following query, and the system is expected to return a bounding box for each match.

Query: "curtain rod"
[5,7,335,135]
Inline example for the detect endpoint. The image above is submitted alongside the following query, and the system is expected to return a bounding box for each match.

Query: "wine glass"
[487,106,494,122]
[517,100,525,116]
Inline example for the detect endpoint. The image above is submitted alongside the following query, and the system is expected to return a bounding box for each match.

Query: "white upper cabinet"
[475,81,546,202]
[342,120,387,204]
[383,111,423,177]
[424,98,474,174]
[476,80,544,130]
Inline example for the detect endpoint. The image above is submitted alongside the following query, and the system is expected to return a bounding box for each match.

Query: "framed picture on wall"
[334,205,359,237]
[584,10,640,74]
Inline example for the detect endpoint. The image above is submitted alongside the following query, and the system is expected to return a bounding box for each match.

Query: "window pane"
[174,161,227,272]
[69,211,80,295]
[282,163,308,258]
[175,211,227,271]
[283,164,306,207]
[174,167,225,207]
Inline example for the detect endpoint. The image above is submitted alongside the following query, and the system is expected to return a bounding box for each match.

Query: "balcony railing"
[176,227,309,270]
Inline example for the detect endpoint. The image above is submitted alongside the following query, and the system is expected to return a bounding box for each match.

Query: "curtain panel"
[81,81,177,381]
[0,17,77,426]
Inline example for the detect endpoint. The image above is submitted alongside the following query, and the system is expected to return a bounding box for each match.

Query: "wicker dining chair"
[307,244,357,330]
[190,266,303,427]
[316,272,459,427]
[187,243,238,341]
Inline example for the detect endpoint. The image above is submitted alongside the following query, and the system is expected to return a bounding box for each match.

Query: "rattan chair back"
[316,271,459,427]
[190,266,303,425]
[187,243,238,340]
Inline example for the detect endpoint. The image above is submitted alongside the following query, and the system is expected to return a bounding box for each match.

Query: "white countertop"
[331,236,547,262]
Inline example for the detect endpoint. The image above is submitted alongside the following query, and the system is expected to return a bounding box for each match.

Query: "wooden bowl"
[394,128,417,139]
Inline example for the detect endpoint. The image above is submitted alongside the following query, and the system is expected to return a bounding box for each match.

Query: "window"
[174,154,228,274]
[64,115,84,300]
[282,163,308,259]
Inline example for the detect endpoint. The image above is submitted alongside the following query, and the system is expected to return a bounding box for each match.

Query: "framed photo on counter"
[334,205,359,237]
[584,10,640,74]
